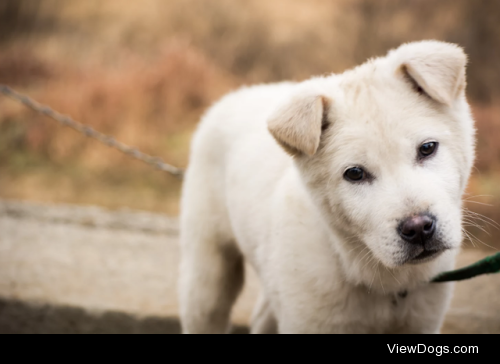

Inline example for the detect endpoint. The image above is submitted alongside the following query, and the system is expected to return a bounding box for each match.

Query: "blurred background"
[1,0,500,249]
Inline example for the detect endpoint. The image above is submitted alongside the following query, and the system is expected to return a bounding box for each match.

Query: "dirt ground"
[0,199,498,334]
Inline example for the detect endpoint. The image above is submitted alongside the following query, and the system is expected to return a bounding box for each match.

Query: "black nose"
[398,214,436,246]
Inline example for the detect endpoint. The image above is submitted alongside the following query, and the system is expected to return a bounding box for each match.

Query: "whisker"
[465,230,499,252]
[463,209,500,229]
[360,252,376,271]
[465,215,500,231]
[354,245,370,260]
[344,239,362,255]
[346,246,360,255]
[463,194,494,201]
[462,218,491,236]
[384,266,401,286]
[466,226,491,236]
[464,201,494,207]
[463,224,491,236]
[462,229,476,248]
[368,261,378,294]
[378,265,385,295]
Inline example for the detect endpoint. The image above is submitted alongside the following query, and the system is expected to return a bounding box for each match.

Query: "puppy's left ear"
[396,41,468,106]
[268,95,330,157]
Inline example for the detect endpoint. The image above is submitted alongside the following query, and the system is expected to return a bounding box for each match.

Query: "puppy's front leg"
[251,293,278,334]
[269,242,352,334]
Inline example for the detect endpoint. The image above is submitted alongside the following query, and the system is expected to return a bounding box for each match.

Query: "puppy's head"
[268,41,475,275]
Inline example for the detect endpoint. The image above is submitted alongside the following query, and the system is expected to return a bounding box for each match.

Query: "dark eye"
[419,142,438,159]
[344,167,365,182]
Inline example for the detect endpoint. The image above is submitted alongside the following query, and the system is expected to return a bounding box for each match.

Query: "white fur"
[179,41,476,334]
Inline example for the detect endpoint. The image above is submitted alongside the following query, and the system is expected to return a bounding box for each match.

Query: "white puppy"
[179,41,476,334]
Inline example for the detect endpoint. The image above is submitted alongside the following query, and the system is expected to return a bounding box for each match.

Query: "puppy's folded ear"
[395,41,468,106]
[268,95,330,156]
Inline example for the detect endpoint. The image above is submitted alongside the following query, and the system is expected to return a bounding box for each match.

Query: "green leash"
[432,252,500,283]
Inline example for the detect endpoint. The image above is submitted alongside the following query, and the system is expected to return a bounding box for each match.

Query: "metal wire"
[0,84,184,179]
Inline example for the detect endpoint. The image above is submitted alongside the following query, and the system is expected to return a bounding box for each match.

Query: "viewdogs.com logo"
[388,345,478,356]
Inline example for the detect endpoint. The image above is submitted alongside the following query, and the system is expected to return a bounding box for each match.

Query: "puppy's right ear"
[395,41,467,106]
[268,95,330,157]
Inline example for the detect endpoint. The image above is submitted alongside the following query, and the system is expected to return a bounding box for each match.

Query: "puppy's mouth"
[406,247,448,265]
